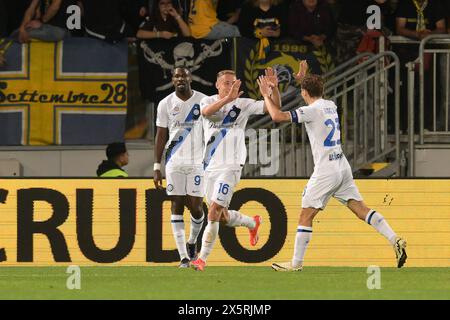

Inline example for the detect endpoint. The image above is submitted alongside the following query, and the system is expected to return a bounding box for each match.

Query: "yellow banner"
[0,179,448,267]
[0,41,127,145]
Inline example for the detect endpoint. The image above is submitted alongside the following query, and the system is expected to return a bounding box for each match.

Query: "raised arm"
[19,0,40,42]
[167,6,191,37]
[257,76,290,123]
[201,80,243,117]
[294,60,309,83]
[264,67,280,114]
[396,17,423,40]
[41,0,62,24]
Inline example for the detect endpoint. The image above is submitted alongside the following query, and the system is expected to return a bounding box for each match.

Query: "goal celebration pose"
[190,70,269,271]
[257,62,407,271]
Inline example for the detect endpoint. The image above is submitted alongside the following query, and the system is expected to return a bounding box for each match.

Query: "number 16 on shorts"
[218,183,229,195]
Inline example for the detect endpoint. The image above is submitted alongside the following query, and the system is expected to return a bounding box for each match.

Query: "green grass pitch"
[0,266,449,299]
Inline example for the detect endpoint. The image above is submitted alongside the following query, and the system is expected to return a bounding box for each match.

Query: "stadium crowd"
[1,0,450,135]
[0,1,448,52]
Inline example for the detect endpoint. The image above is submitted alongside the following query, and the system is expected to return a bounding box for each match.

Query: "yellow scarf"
[254,29,271,61]
[412,0,428,31]
[254,18,280,61]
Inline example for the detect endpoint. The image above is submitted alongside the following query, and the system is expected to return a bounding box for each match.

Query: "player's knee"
[171,198,185,215]
[348,199,370,220]
[219,214,228,224]
[299,209,316,224]
[208,204,223,221]
[189,205,204,219]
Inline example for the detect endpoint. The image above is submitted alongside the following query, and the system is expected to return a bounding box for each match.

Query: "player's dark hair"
[300,74,324,98]
[172,67,191,75]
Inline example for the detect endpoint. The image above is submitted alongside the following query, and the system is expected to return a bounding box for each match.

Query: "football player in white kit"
[154,67,207,268]
[257,62,407,271]
[190,70,267,271]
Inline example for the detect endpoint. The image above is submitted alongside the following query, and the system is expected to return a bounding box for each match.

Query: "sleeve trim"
[289,110,298,123]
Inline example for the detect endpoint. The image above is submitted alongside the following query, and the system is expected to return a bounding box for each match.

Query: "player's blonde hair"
[216,70,236,79]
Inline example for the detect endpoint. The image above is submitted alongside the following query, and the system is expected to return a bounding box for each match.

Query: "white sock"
[366,210,397,245]
[198,221,219,262]
[226,210,256,229]
[187,214,204,244]
[292,226,312,267]
[171,215,188,260]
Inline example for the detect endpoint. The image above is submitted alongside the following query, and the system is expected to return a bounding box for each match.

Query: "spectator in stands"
[172,0,190,21]
[238,0,288,39]
[325,0,339,20]
[217,0,245,25]
[288,0,336,48]
[383,0,400,32]
[137,0,191,39]
[395,0,446,132]
[238,0,288,61]
[395,0,446,41]
[80,0,136,43]
[335,0,389,64]
[15,0,77,43]
[97,142,129,177]
[188,0,240,40]
[121,0,149,33]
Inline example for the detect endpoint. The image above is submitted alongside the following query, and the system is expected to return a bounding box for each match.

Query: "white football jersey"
[156,90,207,167]
[290,98,350,175]
[201,95,265,171]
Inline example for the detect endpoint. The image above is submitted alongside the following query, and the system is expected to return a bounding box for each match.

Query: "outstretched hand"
[226,80,244,102]
[257,76,273,98]
[264,67,278,88]
[294,60,309,82]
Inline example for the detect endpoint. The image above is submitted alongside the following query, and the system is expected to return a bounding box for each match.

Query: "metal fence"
[407,34,450,176]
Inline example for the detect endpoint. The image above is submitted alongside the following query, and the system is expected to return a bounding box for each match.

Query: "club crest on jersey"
[223,105,241,123]
[191,104,201,120]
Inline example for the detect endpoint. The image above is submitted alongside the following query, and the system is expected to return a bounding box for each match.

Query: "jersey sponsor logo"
[203,106,241,169]
[208,121,238,129]
[174,120,199,128]
[329,151,343,161]
[165,104,201,163]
